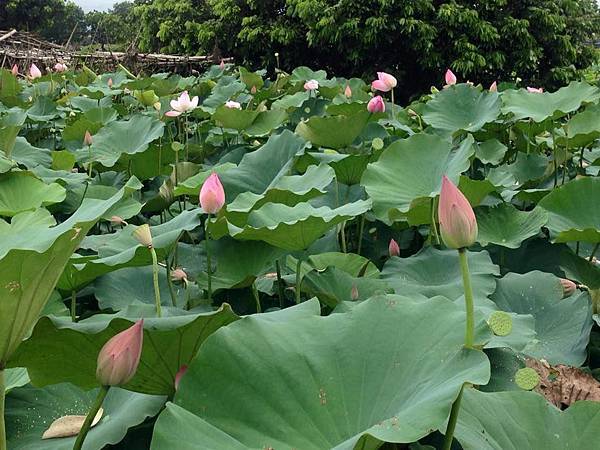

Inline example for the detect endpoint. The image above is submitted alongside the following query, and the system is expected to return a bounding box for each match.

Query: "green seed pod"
[488,311,512,336]
[515,367,540,390]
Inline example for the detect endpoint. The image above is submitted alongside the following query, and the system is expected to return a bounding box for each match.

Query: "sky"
[73,0,118,12]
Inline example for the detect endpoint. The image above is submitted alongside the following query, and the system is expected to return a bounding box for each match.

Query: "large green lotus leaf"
[381,247,499,301]
[173,163,236,197]
[475,139,507,165]
[307,252,379,278]
[490,271,593,365]
[61,183,142,218]
[226,163,334,213]
[476,203,547,248]
[555,104,600,147]
[214,199,372,251]
[0,69,21,102]
[4,368,29,393]
[295,111,370,149]
[151,295,490,449]
[536,177,600,243]
[0,108,26,159]
[10,303,239,395]
[488,152,548,188]
[58,209,201,290]
[0,171,65,216]
[6,383,165,450]
[10,137,52,169]
[201,79,245,112]
[271,91,310,109]
[422,84,500,133]
[455,389,600,450]
[0,177,142,364]
[61,117,103,151]
[501,81,600,122]
[243,109,288,136]
[74,115,165,167]
[26,96,61,122]
[361,134,474,223]
[212,105,260,130]
[196,237,286,291]
[290,66,328,82]
[297,152,371,185]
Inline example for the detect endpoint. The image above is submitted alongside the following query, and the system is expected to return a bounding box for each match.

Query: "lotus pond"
[1,63,600,450]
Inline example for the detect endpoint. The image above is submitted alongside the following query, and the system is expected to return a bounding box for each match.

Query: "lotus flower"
[83,130,93,146]
[350,285,359,301]
[367,95,385,113]
[96,320,144,386]
[250,85,257,94]
[54,63,67,72]
[389,239,400,257]
[200,172,225,214]
[344,84,352,98]
[225,100,242,109]
[371,72,397,92]
[489,81,497,92]
[438,176,477,249]
[445,69,457,86]
[29,63,42,79]
[219,60,225,70]
[110,216,128,226]
[527,86,543,93]
[11,64,18,76]
[560,278,577,298]
[171,268,188,283]
[304,79,319,91]
[165,91,198,117]
[174,365,188,391]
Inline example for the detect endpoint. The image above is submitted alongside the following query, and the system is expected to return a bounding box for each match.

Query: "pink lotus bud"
[108,78,113,88]
[54,63,67,73]
[199,172,225,214]
[559,278,577,298]
[438,176,478,249]
[527,86,543,93]
[219,60,225,70]
[489,81,497,92]
[367,95,385,113]
[445,69,457,86]
[350,285,359,301]
[389,238,400,257]
[110,216,128,226]
[11,64,18,76]
[304,79,319,91]
[225,100,242,109]
[344,84,352,98]
[29,63,42,79]
[171,268,188,283]
[371,72,397,92]
[96,320,144,386]
[250,85,257,94]
[174,365,188,391]
[83,130,93,146]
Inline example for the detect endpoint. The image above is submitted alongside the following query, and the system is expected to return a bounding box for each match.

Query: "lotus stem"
[431,197,440,246]
[251,283,262,313]
[275,259,285,308]
[442,383,465,450]
[205,216,212,303]
[165,258,178,307]
[0,369,6,450]
[295,258,302,304]
[357,215,365,256]
[73,385,109,450]
[150,247,162,318]
[458,248,475,348]
[391,88,395,120]
[71,290,77,322]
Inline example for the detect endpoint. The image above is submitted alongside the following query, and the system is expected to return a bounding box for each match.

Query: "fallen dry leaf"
[41,408,104,439]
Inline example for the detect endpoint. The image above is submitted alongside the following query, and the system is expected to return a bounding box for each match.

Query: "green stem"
[251,283,262,313]
[431,197,440,246]
[441,384,465,450]
[0,369,5,450]
[589,243,599,263]
[458,248,475,348]
[71,290,77,322]
[150,248,162,318]
[87,145,93,179]
[275,259,285,308]
[391,88,395,120]
[295,258,302,304]
[73,385,109,450]
[357,215,365,256]
[205,216,212,303]
[340,222,347,253]
[165,259,178,307]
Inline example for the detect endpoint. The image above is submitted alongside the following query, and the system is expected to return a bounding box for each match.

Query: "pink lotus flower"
[371,72,397,92]
[438,176,477,249]
[367,95,385,113]
[350,285,359,301]
[165,91,199,117]
[389,239,400,257]
[527,86,543,93]
[11,64,18,76]
[560,278,577,298]
[344,84,352,98]
[445,69,457,86]
[219,60,225,70]
[96,320,144,386]
[84,130,93,146]
[108,78,113,88]
[200,172,225,214]
[304,79,319,91]
[250,85,257,94]
[29,63,42,79]
[489,81,497,92]
[225,100,242,109]
[174,365,188,391]
[54,63,67,73]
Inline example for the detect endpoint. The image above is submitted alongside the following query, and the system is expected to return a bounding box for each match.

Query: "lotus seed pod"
[133,224,153,248]
[515,367,540,390]
[488,311,512,336]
